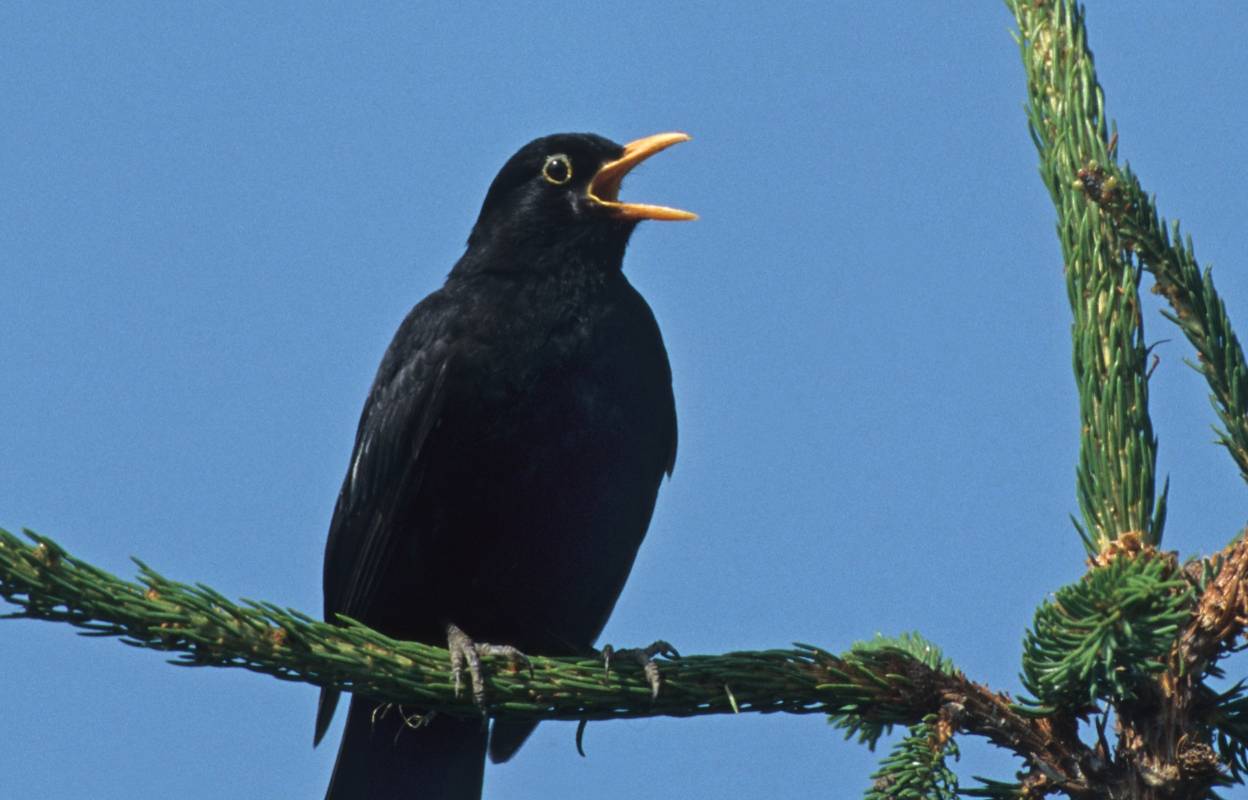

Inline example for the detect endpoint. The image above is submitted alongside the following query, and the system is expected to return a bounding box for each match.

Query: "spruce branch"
[1206,680,1248,782]
[1007,2,1248,796]
[1073,153,1248,486]
[1021,549,1192,713]
[0,529,944,724]
[0,527,837,722]
[864,714,959,800]
[960,776,1028,799]
[0,527,1099,793]
[1177,532,1248,673]
[1008,0,1164,554]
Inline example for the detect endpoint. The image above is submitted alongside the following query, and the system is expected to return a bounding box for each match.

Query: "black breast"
[365,269,676,655]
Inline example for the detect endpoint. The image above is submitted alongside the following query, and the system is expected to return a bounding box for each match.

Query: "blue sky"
[4,3,1248,797]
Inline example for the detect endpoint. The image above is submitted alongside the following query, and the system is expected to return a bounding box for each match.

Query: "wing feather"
[315,300,454,745]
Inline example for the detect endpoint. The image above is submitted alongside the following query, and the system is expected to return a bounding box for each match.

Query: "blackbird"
[316,132,694,799]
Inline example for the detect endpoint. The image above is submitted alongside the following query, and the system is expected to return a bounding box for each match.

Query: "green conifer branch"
[0,527,841,722]
[0,527,1095,791]
[1006,2,1248,797]
[864,714,959,800]
[1008,0,1164,554]
[1072,152,1248,486]
[1207,680,1248,781]
[0,528,947,725]
[960,777,1027,800]
[1020,552,1191,713]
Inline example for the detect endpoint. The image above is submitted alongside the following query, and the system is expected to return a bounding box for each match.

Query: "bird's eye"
[542,154,573,186]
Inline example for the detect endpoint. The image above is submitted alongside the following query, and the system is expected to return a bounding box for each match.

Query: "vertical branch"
[1008,5,1236,797]
[1009,0,1164,553]
[1079,158,1248,486]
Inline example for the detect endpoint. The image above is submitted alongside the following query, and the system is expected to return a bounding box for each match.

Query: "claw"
[600,643,615,677]
[446,623,530,710]
[599,639,680,699]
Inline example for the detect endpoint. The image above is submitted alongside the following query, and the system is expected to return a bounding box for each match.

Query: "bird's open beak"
[587,132,697,221]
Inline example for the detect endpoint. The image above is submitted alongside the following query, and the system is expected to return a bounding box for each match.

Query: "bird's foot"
[446,623,531,709]
[600,640,680,699]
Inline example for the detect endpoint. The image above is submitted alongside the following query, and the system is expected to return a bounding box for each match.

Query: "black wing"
[315,296,455,745]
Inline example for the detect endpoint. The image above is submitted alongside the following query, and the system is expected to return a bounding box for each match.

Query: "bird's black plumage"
[317,132,688,799]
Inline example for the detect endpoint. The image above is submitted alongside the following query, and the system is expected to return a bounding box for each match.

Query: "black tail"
[487,720,538,764]
[325,695,487,800]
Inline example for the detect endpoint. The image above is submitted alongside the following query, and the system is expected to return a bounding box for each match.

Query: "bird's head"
[462,132,695,271]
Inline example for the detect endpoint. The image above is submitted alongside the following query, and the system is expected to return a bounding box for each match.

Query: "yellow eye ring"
[542,154,573,185]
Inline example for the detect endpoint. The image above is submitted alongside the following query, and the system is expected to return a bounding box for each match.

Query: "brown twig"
[1177,532,1248,672]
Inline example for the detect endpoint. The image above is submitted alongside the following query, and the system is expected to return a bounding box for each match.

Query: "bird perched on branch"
[316,132,694,799]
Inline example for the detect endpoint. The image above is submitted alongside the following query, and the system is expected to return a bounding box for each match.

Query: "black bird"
[316,132,694,799]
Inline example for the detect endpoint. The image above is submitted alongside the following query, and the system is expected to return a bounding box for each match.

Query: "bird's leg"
[446,623,530,709]
[599,640,680,699]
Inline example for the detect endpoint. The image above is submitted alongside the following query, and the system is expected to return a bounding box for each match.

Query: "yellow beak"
[587,132,697,221]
